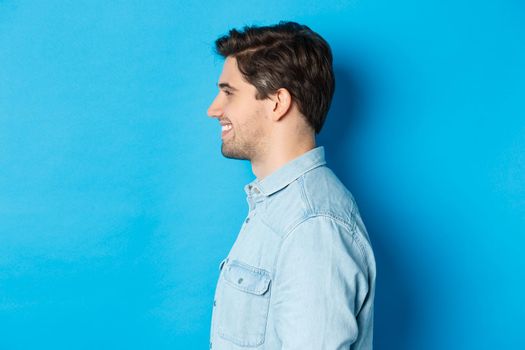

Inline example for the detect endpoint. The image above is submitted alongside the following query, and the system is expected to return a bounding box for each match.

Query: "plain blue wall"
[1,1,524,349]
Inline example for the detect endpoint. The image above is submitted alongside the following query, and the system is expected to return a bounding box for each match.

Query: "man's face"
[207,56,269,161]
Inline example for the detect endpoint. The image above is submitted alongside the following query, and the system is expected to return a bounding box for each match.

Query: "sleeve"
[272,215,371,350]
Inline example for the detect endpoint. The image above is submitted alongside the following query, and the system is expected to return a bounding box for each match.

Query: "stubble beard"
[221,109,266,161]
[221,136,254,161]
[221,126,266,161]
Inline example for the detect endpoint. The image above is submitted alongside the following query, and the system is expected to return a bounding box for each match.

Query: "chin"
[221,144,250,161]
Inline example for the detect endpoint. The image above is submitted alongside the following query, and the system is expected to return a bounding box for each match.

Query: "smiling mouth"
[221,124,233,138]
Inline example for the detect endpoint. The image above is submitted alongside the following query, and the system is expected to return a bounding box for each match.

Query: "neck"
[251,137,316,180]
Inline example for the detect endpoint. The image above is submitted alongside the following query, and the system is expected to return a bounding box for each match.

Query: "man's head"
[207,21,335,161]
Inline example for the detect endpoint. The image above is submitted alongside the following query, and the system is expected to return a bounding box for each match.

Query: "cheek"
[229,99,267,128]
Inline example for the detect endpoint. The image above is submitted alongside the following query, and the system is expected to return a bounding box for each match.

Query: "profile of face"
[207,57,270,161]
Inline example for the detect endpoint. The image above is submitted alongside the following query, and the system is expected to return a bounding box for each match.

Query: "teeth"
[221,124,232,131]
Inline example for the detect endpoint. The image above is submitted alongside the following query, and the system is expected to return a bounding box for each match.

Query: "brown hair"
[214,21,335,134]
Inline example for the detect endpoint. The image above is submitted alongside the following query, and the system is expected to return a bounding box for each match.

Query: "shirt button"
[213,300,216,307]
[245,217,250,223]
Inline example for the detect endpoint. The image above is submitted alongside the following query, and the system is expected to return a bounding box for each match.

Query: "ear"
[268,88,292,122]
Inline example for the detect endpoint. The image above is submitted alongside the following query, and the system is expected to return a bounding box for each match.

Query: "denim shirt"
[210,146,376,350]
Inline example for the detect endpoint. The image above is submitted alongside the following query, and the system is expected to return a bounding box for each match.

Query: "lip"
[221,126,233,139]
[220,119,233,139]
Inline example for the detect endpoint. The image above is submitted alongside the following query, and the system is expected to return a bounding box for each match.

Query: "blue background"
[1,1,524,349]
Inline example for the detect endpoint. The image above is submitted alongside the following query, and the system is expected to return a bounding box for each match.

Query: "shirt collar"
[244,146,327,198]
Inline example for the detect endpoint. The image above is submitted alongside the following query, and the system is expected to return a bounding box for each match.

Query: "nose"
[207,94,223,119]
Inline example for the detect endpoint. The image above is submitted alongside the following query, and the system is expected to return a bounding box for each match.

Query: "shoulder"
[259,165,371,244]
[284,167,375,269]
[302,166,358,221]
[283,214,373,273]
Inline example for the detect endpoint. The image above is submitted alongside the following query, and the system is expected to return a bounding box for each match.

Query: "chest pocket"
[217,259,272,347]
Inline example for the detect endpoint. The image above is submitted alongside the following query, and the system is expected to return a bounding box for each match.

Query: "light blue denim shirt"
[210,146,376,350]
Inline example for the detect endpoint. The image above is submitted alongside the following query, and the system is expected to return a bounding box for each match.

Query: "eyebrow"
[217,82,238,91]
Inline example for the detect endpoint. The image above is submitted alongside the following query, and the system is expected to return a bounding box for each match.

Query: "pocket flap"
[223,260,271,295]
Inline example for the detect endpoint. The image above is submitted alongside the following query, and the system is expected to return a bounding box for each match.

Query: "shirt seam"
[269,213,371,343]
[298,175,313,214]
[282,213,370,272]
[260,212,284,241]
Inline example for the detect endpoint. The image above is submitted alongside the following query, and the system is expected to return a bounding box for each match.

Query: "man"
[206,21,376,350]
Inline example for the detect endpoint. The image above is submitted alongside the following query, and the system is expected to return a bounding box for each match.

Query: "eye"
[223,90,233,96]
